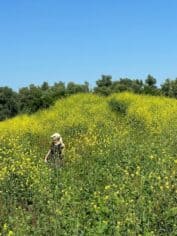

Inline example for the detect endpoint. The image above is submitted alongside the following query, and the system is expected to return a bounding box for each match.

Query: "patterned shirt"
[50,143,64,160]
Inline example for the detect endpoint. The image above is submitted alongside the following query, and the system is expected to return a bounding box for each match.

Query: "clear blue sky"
[0,0,177,90]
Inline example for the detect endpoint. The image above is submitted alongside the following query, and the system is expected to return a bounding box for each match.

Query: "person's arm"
[61,143,65,154]
[58,143,65,159]
[44,149,51,162]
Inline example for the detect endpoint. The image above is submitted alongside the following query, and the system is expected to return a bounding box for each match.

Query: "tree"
[66,82,89,95]
[161,79,172,96]
[41,81,49,91]
[94,75,112,96]
[18,85,43,113]
[52,82,66,99]
[110,78,144,94]
[40,90,54,109]
[161,78,177,98]
[83,81,89,93]
[144,74,158,95]
[0,87,19,121]
[145,74,157,87]
[96,75,112,87]
[131,79,144,93]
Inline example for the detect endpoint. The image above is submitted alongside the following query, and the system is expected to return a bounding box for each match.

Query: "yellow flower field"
[0,92,177,235]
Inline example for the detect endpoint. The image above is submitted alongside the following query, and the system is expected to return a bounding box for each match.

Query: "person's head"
[51,133,61,143]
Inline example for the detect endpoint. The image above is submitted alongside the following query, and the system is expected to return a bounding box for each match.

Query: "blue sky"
[0,0,177,90]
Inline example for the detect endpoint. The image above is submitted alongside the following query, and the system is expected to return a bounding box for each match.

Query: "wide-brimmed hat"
[51,133,61,140]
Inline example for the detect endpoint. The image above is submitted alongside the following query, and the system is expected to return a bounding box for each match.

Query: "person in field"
[44,133,65,167]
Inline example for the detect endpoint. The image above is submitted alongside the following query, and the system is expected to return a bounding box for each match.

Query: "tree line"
[0,75,177,121]
[0,81,89,121]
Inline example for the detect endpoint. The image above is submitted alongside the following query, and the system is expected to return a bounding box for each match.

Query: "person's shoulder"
[56,142,64,147]
[60,140,65,147]
[61,143,65,148]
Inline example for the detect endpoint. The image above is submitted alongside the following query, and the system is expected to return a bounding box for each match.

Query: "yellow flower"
[105,185,111,190]
[8,231,14,236]
[103,220,108,224]
[3,223,7,230]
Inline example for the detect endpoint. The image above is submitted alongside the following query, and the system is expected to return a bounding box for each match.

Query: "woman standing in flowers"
[44,133,65,167]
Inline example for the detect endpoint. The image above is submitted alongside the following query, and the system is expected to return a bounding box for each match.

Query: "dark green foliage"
[108,98,128,115]
[0,87,19,121]
[161,78,177,98]
[66,81,89,95]
[94,75,112,96]
[94,74,168,97]
[94,86,112,96]
[111,78,144,93]
[41,81,49,91]
[143,75,158,95]
[18,84,44,113]
[94,75,158,96]
[96,75,112,87]
[145,74,157,87]
[52,81,66,99]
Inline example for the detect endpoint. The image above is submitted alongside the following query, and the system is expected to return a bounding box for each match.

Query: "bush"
[108,98,128,115]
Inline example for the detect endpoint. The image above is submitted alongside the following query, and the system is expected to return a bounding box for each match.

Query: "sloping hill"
[0,93,177,235]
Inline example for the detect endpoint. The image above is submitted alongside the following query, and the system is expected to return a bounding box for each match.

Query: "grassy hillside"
[0,93,177,235]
